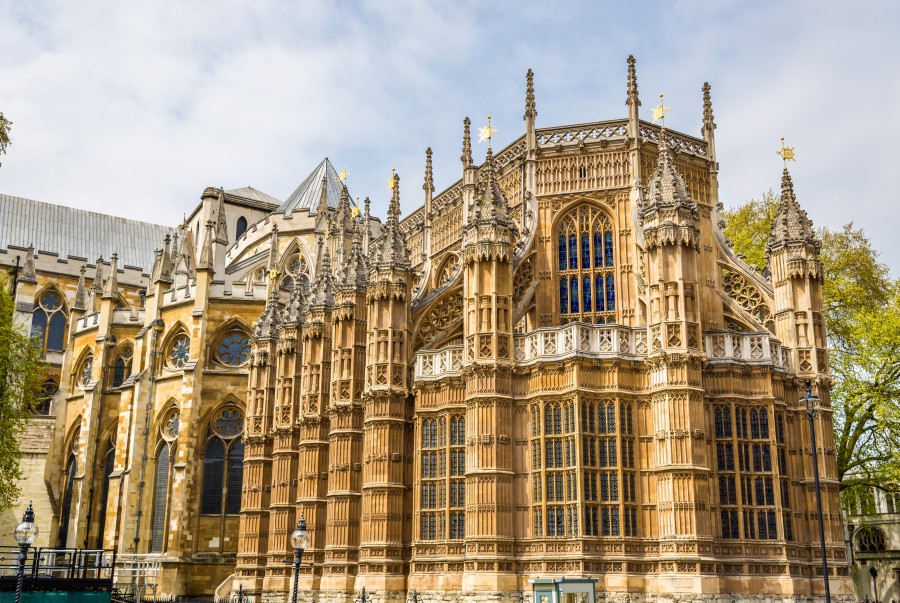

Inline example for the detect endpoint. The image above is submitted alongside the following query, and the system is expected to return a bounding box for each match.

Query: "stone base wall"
[0,419,56,549]
[254,591,856,603]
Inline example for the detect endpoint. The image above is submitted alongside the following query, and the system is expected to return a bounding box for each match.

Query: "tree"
[0,273,47,510]
[0,112,10,166]
[723,201,900,504]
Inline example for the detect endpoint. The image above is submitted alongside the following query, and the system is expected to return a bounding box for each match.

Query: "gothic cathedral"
[18,57,849,603]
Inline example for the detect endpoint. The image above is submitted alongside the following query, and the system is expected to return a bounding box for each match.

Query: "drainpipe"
[131,319,164,553]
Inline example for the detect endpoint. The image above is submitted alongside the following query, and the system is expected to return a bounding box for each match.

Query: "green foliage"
[724,195,900,504]
[0,113,10,166]
[0,273,48,511]
[721,190,778,271]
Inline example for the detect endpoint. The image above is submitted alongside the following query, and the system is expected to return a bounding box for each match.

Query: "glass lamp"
[14,503,38,546]
[290,515,309,552]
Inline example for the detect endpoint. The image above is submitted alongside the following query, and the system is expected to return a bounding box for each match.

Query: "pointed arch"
[207,317,253,368]
[433,253,461,290]
[57,420,82,547]
[413,288,463,352]
[72,346,95,390]
[235,216,248,240]
[32,283,69,354]
[108,342,134,388]
[160,322,191,371]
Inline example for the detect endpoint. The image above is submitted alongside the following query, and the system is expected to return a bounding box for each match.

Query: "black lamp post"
[870,567,879,603]
[13,502,39,603]
[356,586,371,603]
[290,515,310,603]
[408,589,421,603]
[802,381,831,603]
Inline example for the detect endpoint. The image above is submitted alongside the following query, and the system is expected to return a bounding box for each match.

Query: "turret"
[766,167,825,377]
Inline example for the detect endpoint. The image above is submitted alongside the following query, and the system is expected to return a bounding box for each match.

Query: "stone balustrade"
[704,330,791,371]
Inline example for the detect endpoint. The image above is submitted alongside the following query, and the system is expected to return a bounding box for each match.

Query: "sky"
[1,1,898,272]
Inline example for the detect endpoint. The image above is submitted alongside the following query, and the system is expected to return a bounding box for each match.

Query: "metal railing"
[0,546,115,592]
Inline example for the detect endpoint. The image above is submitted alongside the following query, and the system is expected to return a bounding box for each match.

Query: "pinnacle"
[424,147,434,193]
[626,54,640,107]
[766,166,818,253]
[461,117,473,167]
[524,68,537,120]
[702,82,716,135]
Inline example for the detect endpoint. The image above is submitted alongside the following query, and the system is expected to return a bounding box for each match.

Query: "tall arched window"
[151,408,180,552]
[235,216,248,240]
[200,406,245,516]
[111,346,133,387]
[556,205,616,324]
[96,439,115,548]
[58,429,79,547]
[31,289,68,353]
[34,380,58,415]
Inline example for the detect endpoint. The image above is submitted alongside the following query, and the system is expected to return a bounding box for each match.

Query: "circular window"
[211,406,244,439]
[168,335,190,369]
[79,356,93,386]
[215,331,251,367]
[39,291,63,312]
[287,253,308,276]
[161,408,180,441]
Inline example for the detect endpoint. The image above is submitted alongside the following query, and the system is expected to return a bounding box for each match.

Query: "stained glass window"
[556,205,616,323]
[168,334,190,369]
[58,457,76,547]
[112,347,133,387]
[34,380,57,415]
[79,355,94,387]
[201,406,245,519]
[235,216,248,239]
[31,290,67,354]
[151,443,170,552]
[214,330,251,367]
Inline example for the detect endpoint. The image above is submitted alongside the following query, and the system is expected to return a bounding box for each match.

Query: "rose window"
[215,331,251,367]
[168,335,191,369]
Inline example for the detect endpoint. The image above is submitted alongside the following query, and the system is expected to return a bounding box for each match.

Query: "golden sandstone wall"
[22,59,851,603]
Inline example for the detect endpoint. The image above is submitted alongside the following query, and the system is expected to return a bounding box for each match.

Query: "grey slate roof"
[278,158,356,217]
[0,194,174,270]
[225,186,282,207]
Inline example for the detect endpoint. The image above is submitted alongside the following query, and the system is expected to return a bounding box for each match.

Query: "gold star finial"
[338,167,350,181]
[478,115,497,147]
[388,167,397,191]
[777,136,796,165]
[652,93,670,127]
[267,268,280,282]
[351,205,361,219]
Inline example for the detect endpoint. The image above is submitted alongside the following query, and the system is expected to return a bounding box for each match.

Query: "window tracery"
[76,354,94,388]
[214,330,251,367]
[31,289,67,354]
[418,414,465,542]
[34,380,57,415]
[112,346,133,387]
[857,527,887,553]
[167,333,190,370]
[200,405,245,517]
[556,205,616,324]
[151,407,179,553]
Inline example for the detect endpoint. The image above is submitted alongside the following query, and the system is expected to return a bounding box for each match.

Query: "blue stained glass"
[559,279,568,314]
[169,335,191,369]
[605,231,614,266]
[30,310,47,343]
[570,277,579,313]
[594,233,603,267]
[581,235,590,270]
[48,312,66,351]
[569,236,577,269]
[583,277,592,312]
[606,275,616,311]
[558,236,567,270]
[217,332,251,366]
[595,275,605,311]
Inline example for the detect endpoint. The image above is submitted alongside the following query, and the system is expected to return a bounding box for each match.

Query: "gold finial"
[478,115,497,147]
[325,226,331,239]
[777,136,796,165]
[652,93,670,127]
[267,268,280,282]
[338,167,350,181]
[388,167,397,191]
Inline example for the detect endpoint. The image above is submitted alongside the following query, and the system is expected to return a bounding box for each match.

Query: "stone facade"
[10,57,853,602]
[845,488,900,603]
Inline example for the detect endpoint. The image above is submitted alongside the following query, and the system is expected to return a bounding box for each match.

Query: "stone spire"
[626,54,640,107]
[469,147,517,231]
[639,136,699,250]
[642,137,695,217]
[198,220,215,272]
[267,224,279,273]
[424,147,434,194]
[20,244,36,283]
[766,168,818,255]
[524,68,537,120]
[316,176,329,218]
[253,286,281,341]
[73,265,88,311]
[281,269,309,326]
[101,253,119,299]
[215,188,228,244]
[370,172,411,272]
[363,196,372,254]
[701,82,717,163]
[92,257,105,295]
[461,117,473,168]
[336,223,369,291]
[309,242,335,308]
[158,235,173,283]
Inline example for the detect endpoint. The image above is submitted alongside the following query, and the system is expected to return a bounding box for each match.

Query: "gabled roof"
[278,158,355,217]
[0,193,174,270]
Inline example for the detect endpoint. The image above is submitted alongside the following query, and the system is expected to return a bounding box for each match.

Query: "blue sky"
[1,1,898,271]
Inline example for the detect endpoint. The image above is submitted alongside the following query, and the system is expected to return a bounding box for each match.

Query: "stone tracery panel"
[414,290,463,351]
[722,268,773,331]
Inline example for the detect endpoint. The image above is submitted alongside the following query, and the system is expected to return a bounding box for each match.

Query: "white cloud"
[0,0,898,271]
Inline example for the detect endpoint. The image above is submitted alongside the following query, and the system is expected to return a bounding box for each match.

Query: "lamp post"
[408,589,421,603]
[13,502,39,603]
[870,567,879,603]
[356,586,371,603]
[290,515,310,603]
[802,381,831,603]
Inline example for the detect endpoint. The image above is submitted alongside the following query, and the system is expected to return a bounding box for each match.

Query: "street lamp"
[802,381,831,603]
[290,515,310,603]
[13,502,39,603]
[870,567,879,603]
[356,587,371,603]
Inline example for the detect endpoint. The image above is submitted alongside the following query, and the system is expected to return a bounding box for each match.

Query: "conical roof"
[278,158,355,217]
